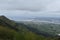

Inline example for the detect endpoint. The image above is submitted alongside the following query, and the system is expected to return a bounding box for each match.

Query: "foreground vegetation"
[0,25,58,40]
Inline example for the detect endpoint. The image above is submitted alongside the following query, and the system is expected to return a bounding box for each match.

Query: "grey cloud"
[0,0,60,21]
[0,0,58,11]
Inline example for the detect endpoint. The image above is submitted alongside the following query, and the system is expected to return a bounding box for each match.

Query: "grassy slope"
[0,24,58,40]
[0,17,57,40]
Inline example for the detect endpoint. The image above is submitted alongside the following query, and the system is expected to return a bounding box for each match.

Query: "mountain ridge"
[0,15,19,31]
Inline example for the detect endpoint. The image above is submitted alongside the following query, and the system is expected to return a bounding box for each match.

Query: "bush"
[0,26,17,40]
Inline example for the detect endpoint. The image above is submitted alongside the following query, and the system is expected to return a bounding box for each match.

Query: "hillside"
[23,21,60,35]
[0,15,58,40]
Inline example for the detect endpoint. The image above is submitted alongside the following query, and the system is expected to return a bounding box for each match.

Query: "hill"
[0,15,58,40]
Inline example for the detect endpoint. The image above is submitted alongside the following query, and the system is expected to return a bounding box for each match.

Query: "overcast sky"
[0,0,60,20]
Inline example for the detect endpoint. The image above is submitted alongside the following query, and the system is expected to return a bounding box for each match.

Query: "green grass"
[0,25,58,40]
